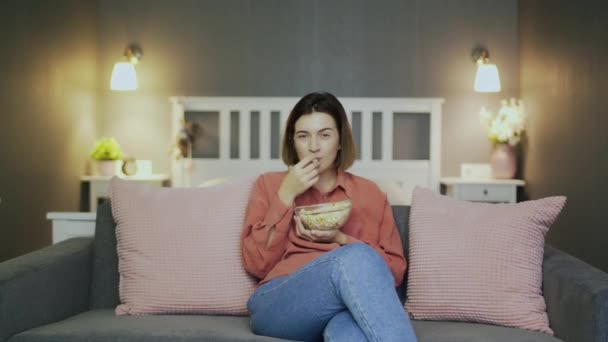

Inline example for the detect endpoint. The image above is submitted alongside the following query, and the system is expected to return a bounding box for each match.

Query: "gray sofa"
[1,202,607,342]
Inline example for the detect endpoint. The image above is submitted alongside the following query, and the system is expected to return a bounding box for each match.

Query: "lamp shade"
[474,63,501,92]
[110,62,138,91]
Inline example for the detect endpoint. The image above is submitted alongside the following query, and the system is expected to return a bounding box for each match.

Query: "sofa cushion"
[7,309,563,342]
[109,176,258,315]
[405,187,566,335]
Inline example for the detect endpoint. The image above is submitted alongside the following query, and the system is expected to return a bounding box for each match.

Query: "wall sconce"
[472,46,501,92]
[110,44,143,91]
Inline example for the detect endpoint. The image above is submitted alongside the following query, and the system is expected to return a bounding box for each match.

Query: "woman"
[240,92,417,342]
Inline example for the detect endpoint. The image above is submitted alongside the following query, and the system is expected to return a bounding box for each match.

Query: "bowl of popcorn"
[294,199,352,231]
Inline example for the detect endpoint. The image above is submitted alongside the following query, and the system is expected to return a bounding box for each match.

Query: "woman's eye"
[296,134,307,140]
[322,133,331,138]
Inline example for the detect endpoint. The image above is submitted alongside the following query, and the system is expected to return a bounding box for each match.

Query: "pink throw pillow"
[109,176,258,315]
[405,187,566,335]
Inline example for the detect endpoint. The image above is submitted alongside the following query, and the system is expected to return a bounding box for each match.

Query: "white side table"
[440,177,525,204]
[47,212,97,244]
[81,174,169,212]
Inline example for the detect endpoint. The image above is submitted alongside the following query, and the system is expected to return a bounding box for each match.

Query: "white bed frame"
[170,96,444,205]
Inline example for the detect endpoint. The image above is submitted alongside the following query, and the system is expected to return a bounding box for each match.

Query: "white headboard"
[170,96,444,205]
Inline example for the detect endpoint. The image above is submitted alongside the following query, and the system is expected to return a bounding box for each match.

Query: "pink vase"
[490,144,517,179]
[97,160,118,177]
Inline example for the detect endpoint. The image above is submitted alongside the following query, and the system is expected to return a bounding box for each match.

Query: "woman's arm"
[241,156,321,279]
[240,175,294,279]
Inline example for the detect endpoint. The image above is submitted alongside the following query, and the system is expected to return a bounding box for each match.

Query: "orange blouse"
[240,170,406,287]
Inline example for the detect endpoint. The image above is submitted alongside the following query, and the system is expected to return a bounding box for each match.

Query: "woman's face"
[293,112,341,174]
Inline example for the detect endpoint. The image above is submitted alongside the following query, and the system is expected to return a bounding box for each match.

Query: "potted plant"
[90,137,124,176]
[479,98,526,179]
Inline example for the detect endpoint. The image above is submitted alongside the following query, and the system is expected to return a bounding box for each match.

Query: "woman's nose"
[308,137,320,152]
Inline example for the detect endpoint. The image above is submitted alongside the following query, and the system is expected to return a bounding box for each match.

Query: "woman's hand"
[278,155,320,206]
[294,215,347,244]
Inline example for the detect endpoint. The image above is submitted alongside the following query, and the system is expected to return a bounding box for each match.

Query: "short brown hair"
[281,92,356,171]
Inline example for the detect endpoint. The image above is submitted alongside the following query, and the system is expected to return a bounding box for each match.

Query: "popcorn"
[296,200,352,231]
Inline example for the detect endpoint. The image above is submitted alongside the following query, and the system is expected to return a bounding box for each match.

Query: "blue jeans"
[247,243,417,342]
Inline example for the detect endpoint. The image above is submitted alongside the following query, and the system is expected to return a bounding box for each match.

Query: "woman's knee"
[338,243,382,263]
[333,243,390,276]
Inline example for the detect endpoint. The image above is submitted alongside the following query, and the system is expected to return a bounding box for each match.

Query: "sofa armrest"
[543,244,608,342]
[0,237,93,342]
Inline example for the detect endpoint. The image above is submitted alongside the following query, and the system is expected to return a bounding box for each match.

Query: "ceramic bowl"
[294,199,352,231]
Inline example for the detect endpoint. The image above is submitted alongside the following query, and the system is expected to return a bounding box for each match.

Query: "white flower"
[479,98,526,146]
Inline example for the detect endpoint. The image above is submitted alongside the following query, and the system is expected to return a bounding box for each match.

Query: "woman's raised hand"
[278,155,319,206]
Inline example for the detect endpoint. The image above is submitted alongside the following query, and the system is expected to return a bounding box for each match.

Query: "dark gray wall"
[0,0,519,261]
[519,0,608,271]
[0,0,98,261]
[97,0,519,176]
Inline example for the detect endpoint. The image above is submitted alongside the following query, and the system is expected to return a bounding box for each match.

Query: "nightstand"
[47,212,97,244]
[440,177,525,204]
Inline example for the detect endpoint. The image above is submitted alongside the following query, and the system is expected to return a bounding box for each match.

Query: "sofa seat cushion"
[412,320,564,342]
[8,310,563,342]
[8,310,288,342]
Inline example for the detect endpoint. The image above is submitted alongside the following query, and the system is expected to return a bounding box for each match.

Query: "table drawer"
[456,184,514,203]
